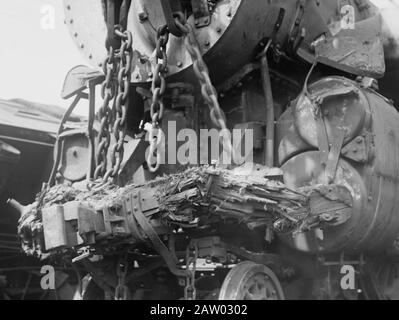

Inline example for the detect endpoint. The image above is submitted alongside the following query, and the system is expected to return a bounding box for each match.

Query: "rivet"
[74,32,78,37]
[177,61,183,67]
[80,43,84,49]
[138,12,148,22]
[205,40,210,47]
[216,27,222,33]
[70,19,74,24]
[88,54,93,59]
[66,5,71,10]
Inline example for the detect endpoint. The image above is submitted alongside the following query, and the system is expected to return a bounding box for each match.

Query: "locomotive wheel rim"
[218,261,285,300]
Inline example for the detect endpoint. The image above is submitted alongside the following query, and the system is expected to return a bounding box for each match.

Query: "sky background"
[0,0,398,116]
[0,0,88,114]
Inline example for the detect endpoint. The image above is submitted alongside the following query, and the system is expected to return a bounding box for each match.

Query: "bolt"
[80,43,84,49]
[74,32,78,37]
[204,40,210,47]
[70,19,74,24]
[148,72,153,77]
[176,61,183,68]
[138,12,148,22]
[216,27,222,33]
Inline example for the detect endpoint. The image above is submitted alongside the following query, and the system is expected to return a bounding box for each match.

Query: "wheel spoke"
[218,262,284,300]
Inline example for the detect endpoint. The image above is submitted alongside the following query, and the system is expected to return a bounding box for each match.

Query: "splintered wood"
[34,165,352,235]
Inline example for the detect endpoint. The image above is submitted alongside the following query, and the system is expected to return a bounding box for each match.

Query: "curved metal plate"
[63,0,241,83]
[279,150,366,254]
[294,77,368,149]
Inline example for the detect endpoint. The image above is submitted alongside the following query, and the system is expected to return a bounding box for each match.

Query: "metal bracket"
[341,134,370,163]
[191,0,211,28]
[103,0,132,49]
[325,127,346,183]
[315,108,330,168]
[131,191,188,277]
[288,0,306,53]
[159,0,184,37]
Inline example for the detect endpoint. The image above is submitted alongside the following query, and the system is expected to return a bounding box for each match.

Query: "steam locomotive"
[13,0,399,300]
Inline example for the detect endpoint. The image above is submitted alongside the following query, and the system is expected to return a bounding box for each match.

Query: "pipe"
[7,198,25,217]
[260,41,275,167]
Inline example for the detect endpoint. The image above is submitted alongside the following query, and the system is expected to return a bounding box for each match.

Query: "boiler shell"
[277,77,399,254]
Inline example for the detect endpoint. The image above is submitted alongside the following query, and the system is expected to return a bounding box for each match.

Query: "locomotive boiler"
[13,0,399,300]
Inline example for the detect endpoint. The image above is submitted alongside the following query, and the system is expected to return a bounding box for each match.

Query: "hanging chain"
[94,47,115,180]
[94,26,133,182]
[184,240,198,300]
[114,255,130,300]
[174,14,235,162]
[104,26,133,181]
[146,25,169,173]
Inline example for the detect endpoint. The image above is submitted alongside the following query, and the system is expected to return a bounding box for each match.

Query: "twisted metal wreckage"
[9,0,399,299]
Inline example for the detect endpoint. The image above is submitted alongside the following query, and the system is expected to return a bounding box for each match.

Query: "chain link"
[174,15,235,163]
[114,255,130,300]
[146,25,169,173]
[94,26,133,182]
[94,46,115,180]
[184,240,198,300]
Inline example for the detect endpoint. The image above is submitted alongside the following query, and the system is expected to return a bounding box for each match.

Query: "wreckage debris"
[17,165,352,257]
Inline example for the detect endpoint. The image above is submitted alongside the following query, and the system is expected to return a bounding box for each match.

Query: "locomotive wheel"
[218,261,285,300]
